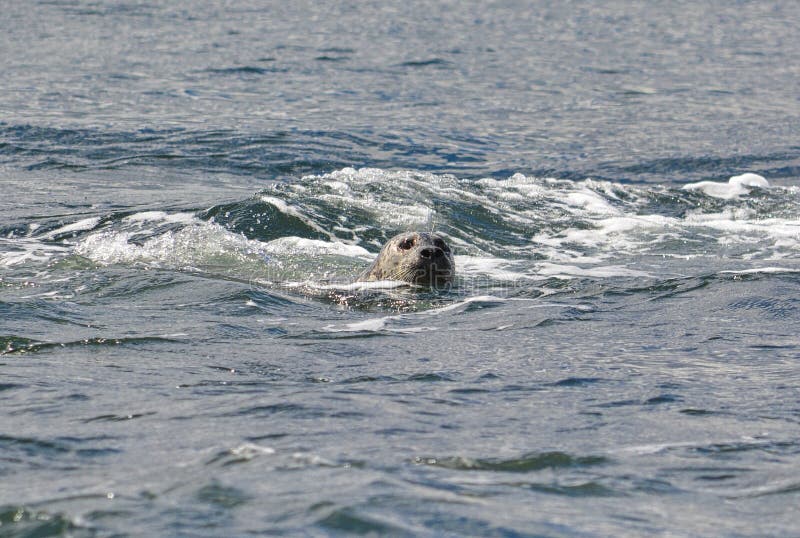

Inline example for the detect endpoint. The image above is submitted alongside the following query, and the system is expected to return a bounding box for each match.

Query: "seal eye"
[398,237,415,250]
[434,238,450,252]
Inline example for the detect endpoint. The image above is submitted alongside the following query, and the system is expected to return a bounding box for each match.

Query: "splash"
[682,173,769,199]
[4,169,798,291]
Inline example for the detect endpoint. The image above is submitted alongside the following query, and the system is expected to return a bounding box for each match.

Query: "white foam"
[455,255,533,281]
[682,173,769,199]
[75,222,269,268]
[263,236,371,258]
[320,295,508,333]
[19,290,73,299]
[290,452,337,467]
[423,295,507,315]
[614,436,774,456]
[563,191,620,215]
[536,262,652,279]
[687,214,792,248]
[11,167,796,290]
[719,267,798,275]
[324,317,390,332]
[260,195,333,238]
[322,314,430,333]
[123,211,197,225]
[285,170,649,265]
[3,214,205,268]
[293,168,456,229]
[229,443,275,459]
[260,195,292,214]
[614,440,704,456]
[308,279,409,292]
[319,193,433,227]
[75,231,150,265]
[476,173,548,198]
[531,213,679,263]
[42,217,101,239]
[0,238,70,267]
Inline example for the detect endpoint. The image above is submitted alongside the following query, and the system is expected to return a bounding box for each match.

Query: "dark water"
[3,1,800,536]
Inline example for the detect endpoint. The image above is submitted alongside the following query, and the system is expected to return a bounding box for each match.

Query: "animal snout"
[419,247,444,259]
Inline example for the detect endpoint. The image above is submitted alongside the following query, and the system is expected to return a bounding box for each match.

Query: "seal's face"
[358,232,454,288]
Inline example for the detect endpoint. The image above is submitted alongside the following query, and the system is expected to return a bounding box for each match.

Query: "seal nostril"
[420,247,433,258]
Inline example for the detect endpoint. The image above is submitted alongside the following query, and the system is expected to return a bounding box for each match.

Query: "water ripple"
[414,452,609,473]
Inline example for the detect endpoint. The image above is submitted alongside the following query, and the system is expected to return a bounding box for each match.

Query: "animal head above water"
[357,232,455,288]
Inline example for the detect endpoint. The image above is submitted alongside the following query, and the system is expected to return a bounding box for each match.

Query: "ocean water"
[2,1,800,536]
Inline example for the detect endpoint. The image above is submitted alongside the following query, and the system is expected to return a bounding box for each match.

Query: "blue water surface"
[2,1,800,536]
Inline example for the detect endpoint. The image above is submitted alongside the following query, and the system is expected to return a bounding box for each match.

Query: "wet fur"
[358,232,454,287]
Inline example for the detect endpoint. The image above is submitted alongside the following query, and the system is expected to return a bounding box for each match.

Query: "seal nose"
[420,247,444,259]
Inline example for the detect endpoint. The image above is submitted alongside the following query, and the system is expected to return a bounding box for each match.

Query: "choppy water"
[3,1,800,536]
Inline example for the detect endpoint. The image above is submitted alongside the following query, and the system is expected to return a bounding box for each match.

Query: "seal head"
[357,232,454,288]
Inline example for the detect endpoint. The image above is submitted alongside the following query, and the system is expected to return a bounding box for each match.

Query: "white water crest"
[682,173,769,199]
[4,169,797,286]
[277,168,796,271]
